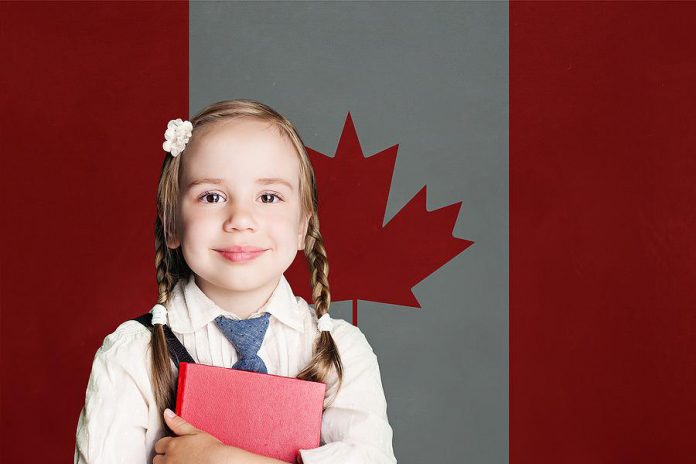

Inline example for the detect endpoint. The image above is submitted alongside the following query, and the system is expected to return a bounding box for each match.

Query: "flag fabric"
[2,2,696,463]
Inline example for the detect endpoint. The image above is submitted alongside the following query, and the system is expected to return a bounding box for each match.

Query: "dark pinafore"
[132,312,195,376]
[132,313,197,431]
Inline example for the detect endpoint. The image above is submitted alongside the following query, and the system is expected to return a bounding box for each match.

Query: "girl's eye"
[199,192,224,204]
[260,192,283,204]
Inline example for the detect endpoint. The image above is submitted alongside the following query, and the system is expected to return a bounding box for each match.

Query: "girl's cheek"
[182,202,217,221]
[179,212,215,236]
[279,218,305,239]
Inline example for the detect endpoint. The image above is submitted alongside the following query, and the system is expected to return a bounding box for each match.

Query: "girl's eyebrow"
[186,178,225,190]
[256,177,294,191]
[186,177,294,191]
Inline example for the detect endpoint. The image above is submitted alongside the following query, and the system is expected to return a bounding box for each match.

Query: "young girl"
[74,99,396,464]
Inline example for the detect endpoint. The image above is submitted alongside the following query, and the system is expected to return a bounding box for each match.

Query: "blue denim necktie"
[214,312,271,373]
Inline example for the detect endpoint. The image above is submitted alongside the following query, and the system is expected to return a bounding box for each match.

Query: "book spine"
[175,362,188,415]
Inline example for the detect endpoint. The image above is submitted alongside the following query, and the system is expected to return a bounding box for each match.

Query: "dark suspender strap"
[132,312,196,370]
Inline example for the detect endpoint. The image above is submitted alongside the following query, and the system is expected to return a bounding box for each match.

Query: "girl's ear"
[166,235,181,250]
[163,221,181,249]
[297,212,311,251]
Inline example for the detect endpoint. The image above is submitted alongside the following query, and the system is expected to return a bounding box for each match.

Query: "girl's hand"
[153,408,239,464]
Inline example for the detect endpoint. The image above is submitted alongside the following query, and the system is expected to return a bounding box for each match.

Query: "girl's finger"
[154,436,173,454]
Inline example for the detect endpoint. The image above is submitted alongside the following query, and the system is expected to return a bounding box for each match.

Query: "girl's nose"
[222,204,257,232]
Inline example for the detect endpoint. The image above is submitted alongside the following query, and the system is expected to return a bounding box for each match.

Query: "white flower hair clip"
[150,303,168,326]
[317,313,333,332]
[162,118,193,157]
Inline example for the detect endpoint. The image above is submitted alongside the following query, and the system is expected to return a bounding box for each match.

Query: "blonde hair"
[152,99,343,434]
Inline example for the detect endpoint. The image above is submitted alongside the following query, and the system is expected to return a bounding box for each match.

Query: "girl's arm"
[75,324,154,464]
[157,411,291,464]
[296,322,397,464]
[222,445,290,464]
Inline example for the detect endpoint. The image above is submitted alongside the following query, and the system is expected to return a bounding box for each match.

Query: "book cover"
[175,362,327,463]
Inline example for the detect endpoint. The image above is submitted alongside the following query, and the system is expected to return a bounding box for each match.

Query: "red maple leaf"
[285,113,474,326]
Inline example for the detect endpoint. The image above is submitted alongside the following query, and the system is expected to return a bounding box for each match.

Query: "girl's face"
[168,118,310,298]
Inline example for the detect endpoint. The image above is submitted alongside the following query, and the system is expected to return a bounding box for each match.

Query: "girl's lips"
[217,246,266,253]
[216,249,267,263]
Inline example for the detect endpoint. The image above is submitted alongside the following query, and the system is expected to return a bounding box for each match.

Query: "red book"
[175,362,327,463]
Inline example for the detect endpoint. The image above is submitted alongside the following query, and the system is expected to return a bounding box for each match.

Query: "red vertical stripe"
[511,2,696,462]
[1,2,188,461]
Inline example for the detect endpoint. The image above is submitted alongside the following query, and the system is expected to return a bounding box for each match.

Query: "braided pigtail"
[150,218,177,435]
[150,152,190,435]
[295,211,344,407]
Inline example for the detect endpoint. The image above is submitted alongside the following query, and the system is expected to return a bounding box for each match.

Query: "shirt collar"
[164,273,305,335]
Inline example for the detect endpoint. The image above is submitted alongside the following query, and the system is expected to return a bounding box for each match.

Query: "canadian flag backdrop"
[2,1,695,463]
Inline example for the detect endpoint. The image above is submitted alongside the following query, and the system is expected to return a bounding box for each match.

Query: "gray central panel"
[190,2,508,463]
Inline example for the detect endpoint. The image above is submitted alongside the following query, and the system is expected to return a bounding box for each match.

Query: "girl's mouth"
[216,249,267,263]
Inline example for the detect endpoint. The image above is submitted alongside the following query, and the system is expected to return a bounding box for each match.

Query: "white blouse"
[74,273,396,464]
